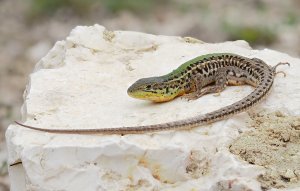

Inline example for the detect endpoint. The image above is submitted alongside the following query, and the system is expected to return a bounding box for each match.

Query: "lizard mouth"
[127,89,174,102]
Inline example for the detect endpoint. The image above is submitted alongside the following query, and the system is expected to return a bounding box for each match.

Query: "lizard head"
[127,76,179,102]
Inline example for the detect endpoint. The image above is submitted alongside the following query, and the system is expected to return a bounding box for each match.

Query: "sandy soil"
[230,111,300,190]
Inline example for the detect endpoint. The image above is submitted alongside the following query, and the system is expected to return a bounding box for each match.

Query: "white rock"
[6,24,300,191]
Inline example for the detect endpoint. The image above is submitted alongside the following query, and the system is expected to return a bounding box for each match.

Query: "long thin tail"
[14,62,289,135]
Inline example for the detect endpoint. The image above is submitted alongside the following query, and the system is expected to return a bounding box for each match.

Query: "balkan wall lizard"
[15,53,289,134]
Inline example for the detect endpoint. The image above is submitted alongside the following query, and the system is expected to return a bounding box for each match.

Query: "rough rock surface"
[230,111,300,190]
[6,25,300,191]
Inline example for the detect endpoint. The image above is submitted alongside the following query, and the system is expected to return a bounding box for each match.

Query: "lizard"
[15,53,289,134]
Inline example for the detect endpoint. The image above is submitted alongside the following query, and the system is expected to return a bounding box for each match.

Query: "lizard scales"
[15,53,289,134]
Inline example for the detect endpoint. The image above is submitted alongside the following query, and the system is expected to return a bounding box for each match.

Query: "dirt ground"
[1,0,300,189]
[230,111,300,190]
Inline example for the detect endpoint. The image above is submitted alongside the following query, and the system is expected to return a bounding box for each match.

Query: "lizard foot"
[182,93,199,101]
[275,71,287,77]
[272,62,290,77]
[213,92,221,97]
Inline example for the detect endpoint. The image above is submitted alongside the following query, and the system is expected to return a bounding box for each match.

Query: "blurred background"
[0,0,299,189]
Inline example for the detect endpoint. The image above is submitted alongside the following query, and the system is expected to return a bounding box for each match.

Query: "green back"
[164,53,236,79]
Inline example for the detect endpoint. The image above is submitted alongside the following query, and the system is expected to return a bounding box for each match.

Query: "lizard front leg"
[183,72,227,100]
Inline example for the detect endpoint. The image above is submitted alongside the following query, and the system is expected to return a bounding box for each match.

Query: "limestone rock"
[6,25,300,191]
